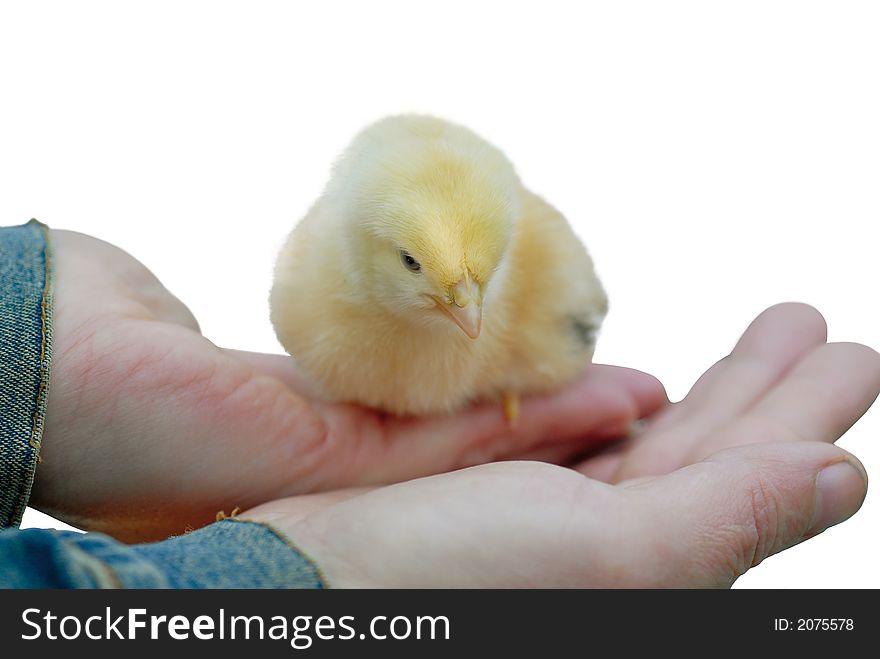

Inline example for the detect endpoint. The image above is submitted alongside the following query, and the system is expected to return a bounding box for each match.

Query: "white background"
[2,1,878,587]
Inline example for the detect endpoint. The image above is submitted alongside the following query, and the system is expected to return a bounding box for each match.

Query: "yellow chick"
[270,115,607,421]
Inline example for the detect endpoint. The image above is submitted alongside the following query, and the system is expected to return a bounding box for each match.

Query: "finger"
[351,365,666,483]
[689,342,880,460]
[222,350,668,423]
[648,303,827,433]
[617,442,867,587]
[600,365,670,418]
[614,303,827,480]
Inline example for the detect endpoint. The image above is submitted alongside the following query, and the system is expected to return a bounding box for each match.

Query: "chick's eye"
[400,250,421,273]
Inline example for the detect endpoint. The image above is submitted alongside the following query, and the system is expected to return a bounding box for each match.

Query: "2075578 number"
[774,619,854,631]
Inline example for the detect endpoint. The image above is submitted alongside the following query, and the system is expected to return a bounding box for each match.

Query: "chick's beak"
[435,274,482,339]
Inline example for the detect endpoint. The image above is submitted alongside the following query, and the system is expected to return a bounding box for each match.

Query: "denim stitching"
[16,220,53,524]
[29,220,51,449]
[0,220,54,527]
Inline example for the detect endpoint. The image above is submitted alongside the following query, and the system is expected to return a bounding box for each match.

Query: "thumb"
[620,442,868,587]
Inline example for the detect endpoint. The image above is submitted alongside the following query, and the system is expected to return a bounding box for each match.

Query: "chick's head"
[339,120,520,339]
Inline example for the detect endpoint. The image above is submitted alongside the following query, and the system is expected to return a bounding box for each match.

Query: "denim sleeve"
[0,220,53,528]
[0,519,326,588]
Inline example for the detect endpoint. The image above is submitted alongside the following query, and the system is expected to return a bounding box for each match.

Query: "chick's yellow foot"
[502,391,521,428]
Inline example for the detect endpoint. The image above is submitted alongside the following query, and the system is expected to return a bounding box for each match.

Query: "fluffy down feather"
[271,115,607,416]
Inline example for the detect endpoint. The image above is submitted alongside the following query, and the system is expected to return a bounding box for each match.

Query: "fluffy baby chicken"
[271,115,607,421]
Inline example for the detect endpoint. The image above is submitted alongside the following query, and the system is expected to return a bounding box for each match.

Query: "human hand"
[242,304,880,587]
[31,230,664,541]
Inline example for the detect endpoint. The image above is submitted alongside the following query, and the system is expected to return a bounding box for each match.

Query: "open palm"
[31,231,664,541]
[244,304,880,587]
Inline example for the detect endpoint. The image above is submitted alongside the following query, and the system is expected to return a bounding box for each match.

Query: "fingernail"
[810,461,868,535]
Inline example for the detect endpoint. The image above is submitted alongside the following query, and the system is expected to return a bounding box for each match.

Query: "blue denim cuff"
[0,220,53,528]
[0,520,326,588]
[128,520,327,588]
